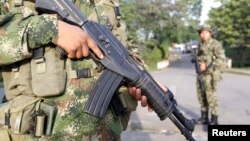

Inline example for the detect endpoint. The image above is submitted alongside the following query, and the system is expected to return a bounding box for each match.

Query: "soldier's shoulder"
[211,39,222,48]
[211,38,221,44]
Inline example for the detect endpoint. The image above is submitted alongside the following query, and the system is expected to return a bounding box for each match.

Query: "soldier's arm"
[214,41,226,69]
[212,41,226,71]
[0,7,58,65]
[0,6,103,65]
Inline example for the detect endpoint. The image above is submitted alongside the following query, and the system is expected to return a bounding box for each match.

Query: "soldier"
[0,0,168,141]
[195,24,226,125]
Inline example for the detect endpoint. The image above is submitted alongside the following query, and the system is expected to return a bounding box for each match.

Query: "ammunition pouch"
[0,47,62,137]
[2,47,66,99]
[31,102,57,137]
[0,95,40,134]
[0,95,57,138]
[31,47,67,97]
[1,60,34,100]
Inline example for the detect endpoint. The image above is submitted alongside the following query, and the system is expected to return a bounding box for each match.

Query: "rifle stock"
[36,0,196,140]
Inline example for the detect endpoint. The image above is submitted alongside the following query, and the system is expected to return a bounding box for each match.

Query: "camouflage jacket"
[0,0,133,141]
[197,38,226,79]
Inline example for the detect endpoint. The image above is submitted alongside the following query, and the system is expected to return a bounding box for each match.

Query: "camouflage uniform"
[0,0,136,141]
[196,37,225,120]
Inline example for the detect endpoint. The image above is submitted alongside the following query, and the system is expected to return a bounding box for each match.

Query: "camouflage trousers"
[196,74,219,116]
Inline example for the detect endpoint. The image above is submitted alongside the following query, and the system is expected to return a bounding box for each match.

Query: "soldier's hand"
[128,81,168,112]
[56,21,103,59]
[199,62,207,72]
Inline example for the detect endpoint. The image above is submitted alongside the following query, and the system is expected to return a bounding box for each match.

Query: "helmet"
[197,24,213,33]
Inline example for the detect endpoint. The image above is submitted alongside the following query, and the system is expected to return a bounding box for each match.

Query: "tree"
[209,0,250,48]
[120,0,202,69]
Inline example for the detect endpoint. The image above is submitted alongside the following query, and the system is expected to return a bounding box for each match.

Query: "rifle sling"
[84,69,123,118]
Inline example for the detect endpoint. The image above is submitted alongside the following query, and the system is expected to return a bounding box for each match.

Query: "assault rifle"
[36,0,196,140]
[191,49,207,106]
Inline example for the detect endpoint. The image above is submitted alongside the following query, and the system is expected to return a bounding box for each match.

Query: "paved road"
[121,52,250,141]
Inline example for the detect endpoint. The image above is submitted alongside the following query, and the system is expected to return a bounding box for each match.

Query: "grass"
[242,67,250,70]
[231,67,250,70]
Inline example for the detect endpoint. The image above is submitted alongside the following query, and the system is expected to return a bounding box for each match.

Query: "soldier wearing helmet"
[195,24,226,125]
[197,24,213,34]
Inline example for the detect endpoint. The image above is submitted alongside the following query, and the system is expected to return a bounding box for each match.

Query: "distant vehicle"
[174,43,186,53]
[184,40,199,53]
[174,44,185,53]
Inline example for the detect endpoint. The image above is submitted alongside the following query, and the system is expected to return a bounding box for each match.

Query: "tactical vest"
[0,1,65,138]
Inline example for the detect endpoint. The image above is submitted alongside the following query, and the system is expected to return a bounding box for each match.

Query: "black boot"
[197,111,209,124]
[210,115,218,125]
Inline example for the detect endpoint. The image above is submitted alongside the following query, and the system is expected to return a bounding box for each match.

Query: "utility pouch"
[39,102,57,136]
[0,127,11,141]
[0,95,40,134]
[1,60,34,100]
[31,102,57,137]
[31,47,67,97]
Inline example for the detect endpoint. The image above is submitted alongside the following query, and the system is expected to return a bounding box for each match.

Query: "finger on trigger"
[88,38,103,59]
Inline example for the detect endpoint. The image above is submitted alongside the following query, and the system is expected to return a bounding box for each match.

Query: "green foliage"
[142,47,162,70]
[159,40,170,59]
[225,47,250,67]
[120,0,202,67]
[209,0,250,48]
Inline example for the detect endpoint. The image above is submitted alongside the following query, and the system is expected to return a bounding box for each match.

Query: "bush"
[159,40,170,59]
[142,47,162,70]
[225,47,250,67]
